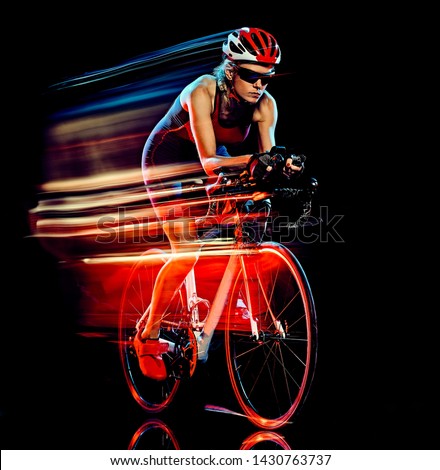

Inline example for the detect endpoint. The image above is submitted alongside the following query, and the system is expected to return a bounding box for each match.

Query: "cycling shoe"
[133,334,169,381]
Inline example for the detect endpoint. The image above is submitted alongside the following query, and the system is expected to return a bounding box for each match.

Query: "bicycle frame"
[184,245,262,345]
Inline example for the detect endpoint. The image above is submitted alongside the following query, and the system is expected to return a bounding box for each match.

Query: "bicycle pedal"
[168,332,197,378]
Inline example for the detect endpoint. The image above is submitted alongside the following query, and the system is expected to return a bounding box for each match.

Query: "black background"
[3,6,436,450]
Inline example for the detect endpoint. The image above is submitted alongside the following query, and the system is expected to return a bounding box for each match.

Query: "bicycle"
[118,149,318,430]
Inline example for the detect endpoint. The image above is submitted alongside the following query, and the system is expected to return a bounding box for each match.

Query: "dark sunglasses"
[236,67,275,86]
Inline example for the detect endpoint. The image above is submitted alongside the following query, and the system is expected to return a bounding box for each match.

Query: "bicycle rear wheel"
[119,249,192,412]
[225,242,317,429]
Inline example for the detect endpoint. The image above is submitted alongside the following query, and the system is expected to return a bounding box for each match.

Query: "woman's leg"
[140,215,200,340]
[134,202,201,380]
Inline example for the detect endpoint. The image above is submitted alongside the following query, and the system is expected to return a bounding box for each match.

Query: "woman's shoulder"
[189,74,216,91]
[252,90,278,122]
[261,89,277,103]
[181,75,216,104]
[258,90,278,110]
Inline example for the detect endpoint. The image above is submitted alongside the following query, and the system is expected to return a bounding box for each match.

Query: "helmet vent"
[241,36,258,57]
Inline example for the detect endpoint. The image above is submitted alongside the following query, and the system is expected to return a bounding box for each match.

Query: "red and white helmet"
[222,27,281,65]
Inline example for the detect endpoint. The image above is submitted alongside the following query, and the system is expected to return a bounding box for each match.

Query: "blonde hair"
[212,58,237,108]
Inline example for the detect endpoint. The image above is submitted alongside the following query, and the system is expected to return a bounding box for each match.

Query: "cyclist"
[136,26,303,380]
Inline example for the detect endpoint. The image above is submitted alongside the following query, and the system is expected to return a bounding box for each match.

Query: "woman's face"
[231,63,275,103]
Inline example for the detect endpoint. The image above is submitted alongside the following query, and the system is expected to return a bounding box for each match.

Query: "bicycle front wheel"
[225,242,318,429]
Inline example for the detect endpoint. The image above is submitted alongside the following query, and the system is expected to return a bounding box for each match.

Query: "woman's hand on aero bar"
[283,153,306,179]
[247,146,306,183]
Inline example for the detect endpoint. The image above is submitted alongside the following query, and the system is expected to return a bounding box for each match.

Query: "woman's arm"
[254,91,278,153]
[181,76,252,176]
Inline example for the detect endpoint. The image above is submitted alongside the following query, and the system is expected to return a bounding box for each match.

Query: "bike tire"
[118,248,186,412]
[225,242,318,429]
